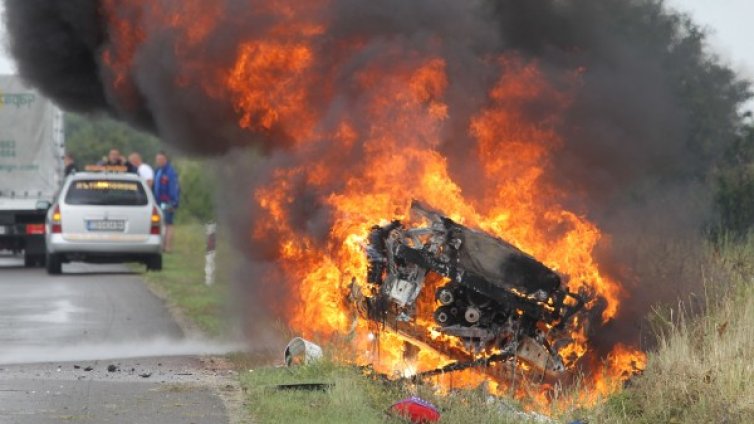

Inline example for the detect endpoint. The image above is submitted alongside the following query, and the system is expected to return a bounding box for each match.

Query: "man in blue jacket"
[154,151,180,252]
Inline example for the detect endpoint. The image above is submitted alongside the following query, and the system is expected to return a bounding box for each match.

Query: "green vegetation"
[583,238,754,423]
[717,125,754,236]
[141,222,230,337]
[172,159,216,224]
[240,360,537,424]
[65,113,160,166]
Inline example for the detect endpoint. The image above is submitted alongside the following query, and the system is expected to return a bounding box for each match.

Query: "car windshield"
[65,179,148,206]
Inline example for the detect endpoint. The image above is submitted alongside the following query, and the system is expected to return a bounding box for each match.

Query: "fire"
[100,0,645,411]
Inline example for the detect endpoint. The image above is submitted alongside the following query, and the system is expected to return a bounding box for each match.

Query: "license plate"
[87,220,126,232]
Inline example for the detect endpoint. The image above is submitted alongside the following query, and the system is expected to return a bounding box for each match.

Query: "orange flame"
[101,0,645,411]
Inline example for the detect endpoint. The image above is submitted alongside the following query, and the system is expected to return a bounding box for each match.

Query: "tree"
[717,124,754,236]
[65,113,160,166]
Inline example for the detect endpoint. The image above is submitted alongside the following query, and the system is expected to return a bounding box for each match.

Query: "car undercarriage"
[351,201,585,375]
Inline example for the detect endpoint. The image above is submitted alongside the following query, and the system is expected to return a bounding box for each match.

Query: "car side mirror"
[36,200,52,211]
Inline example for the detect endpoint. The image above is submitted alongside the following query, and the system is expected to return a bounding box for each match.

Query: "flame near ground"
[99,0,646,412]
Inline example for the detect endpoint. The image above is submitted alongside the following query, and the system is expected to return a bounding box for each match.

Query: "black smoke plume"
[4,0,751,354]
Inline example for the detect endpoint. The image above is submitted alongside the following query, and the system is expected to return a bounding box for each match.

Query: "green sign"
[0,93,37,109]
[0,140,16,158]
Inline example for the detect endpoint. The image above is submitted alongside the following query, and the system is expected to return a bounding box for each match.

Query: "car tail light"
[150,206,161,235]
[26,224,46,235]
[51,205,62,234]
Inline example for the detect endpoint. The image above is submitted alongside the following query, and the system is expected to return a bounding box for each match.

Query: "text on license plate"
[87,220,126,232]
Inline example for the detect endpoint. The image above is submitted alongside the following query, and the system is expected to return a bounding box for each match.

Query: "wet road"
[0,255,232,424]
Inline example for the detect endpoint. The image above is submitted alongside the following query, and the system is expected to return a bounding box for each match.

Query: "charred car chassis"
[352,201,585,375]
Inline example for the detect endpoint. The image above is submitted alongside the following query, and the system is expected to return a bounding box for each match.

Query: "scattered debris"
[487,397,555,423]
[284,338,323,367]
[389,397,441,423]
[275,383,333,392]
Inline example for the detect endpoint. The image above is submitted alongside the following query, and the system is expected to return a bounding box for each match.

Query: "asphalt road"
[0,255,233,424]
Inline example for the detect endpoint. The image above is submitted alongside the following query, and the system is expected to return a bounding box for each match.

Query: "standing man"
[103,148,136,173]
[63,153,78,177]
[128,152,154,188]
[153,151,180,253]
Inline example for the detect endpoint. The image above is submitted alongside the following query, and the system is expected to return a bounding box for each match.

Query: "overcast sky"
[1,1,753,79]
[0,2,12,74]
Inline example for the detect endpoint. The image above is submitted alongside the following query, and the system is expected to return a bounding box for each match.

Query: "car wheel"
[46,253,62,275]
[147,254,162,272]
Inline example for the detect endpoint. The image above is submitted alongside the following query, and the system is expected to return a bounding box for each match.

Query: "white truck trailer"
[0,75,65,266]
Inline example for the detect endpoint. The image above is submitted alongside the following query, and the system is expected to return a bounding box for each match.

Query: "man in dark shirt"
[103,148,137,173]
[63,153,78,177]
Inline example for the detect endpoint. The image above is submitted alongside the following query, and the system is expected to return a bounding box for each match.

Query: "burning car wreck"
[351,202,585,376]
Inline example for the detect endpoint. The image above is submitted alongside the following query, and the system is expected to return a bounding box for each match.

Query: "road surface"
[0,255,235,424]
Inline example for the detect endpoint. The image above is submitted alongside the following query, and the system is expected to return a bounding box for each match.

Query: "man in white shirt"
[128,152,155,188]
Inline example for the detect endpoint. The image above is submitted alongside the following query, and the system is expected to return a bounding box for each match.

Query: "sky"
[667,0,754,78]
[1,1,753,79]
[0,2,12,74]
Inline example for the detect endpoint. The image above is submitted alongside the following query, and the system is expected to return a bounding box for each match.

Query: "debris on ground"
[83,366,94,372]
[275,383,333,392]
[284,337,323,367]
[139,372,152,378]
[107,364,118,373]
[487,397,555,423]
[389,397,441,423]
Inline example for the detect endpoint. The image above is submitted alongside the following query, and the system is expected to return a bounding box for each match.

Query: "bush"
[174,159,216,224]
[716,125,754,236]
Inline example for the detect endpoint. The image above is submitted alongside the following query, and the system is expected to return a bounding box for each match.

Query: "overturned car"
[351,201,585,375]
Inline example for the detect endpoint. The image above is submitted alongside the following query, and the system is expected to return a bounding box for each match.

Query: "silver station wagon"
[45,171,163,274]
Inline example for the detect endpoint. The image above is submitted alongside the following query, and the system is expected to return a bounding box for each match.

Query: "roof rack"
[83,165,129,173]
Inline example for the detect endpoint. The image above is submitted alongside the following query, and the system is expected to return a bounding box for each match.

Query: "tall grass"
[588,237,754,423]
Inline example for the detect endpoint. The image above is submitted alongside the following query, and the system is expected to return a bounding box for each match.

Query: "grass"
[582,237,754,423]
[141,221,231,337]
[239,359,539,424]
